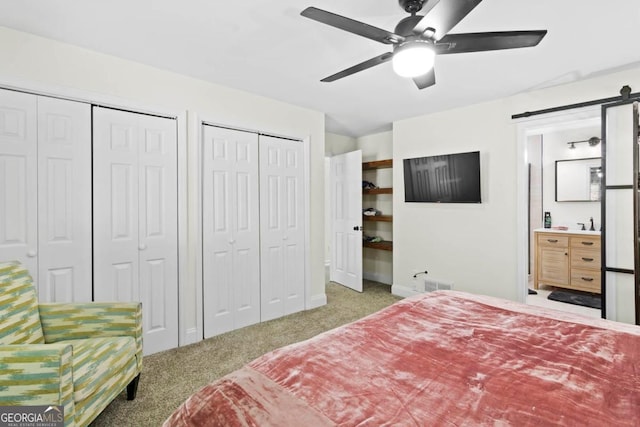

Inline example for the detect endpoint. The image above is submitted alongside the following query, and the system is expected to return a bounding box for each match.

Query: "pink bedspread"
[165,291,640,426]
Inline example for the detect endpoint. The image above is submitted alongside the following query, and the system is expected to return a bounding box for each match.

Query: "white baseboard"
[308,292,327,309]
[391,284,424,298]
[363,271,392,285]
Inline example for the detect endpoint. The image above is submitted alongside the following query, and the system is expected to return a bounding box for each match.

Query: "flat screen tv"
[403,151,481,203]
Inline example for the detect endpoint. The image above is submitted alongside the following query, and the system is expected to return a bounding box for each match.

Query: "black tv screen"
[403,151,481,203]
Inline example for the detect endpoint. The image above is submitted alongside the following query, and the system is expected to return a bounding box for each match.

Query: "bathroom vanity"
[533,229,601,294]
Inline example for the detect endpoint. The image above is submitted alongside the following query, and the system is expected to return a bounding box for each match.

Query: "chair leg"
[127,374,141,400]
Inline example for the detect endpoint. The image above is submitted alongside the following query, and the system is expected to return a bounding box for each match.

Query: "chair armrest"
[0,344,74,420]
[38,302,143,362]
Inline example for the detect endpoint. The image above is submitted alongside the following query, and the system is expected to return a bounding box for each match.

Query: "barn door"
[601,100,639,325]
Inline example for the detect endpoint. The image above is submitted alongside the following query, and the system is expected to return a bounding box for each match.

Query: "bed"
[164,290,640,426]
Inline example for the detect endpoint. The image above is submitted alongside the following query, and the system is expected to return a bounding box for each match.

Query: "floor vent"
[424,278,454,292]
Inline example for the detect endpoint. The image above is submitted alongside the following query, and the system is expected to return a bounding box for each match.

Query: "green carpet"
[91,281,400,426]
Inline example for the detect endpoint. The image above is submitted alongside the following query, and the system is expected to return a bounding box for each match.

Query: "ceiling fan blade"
[301,7,404,45]
[412,0,483,41]
[413,69,436,90]
[321,52,393,82]
[435,30,547,54]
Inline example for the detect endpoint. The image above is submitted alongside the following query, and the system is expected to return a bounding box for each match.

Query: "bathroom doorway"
[517,108,602,318]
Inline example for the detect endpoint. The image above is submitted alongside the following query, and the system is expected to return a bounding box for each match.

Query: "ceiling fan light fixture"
[392,40,435,78]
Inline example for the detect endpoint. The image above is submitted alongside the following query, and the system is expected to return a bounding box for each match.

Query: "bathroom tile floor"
[526,281,601,319]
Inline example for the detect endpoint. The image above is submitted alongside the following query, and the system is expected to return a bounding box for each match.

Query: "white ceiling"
[0,0,639,137]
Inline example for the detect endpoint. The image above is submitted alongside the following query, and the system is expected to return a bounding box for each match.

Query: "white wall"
[540,122,601,230]
[393,65,640,301]
[0,26,326,345]
[325,132,357,156]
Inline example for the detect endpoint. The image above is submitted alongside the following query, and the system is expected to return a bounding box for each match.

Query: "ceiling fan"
[301,0,547,89]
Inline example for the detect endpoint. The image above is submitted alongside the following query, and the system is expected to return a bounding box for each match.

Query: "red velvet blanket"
[165,291,640,426]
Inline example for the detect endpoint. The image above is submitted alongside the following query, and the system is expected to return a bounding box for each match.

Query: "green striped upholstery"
[0,344,74,413]
[0,261,143,427]
[0,261,45,344]
[39,302,143,373]
[54,337,135,402]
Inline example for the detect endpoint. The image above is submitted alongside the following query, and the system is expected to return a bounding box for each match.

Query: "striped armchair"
[0,261,142,427]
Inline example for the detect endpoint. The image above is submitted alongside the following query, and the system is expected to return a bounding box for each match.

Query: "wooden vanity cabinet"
[534,231,601,294]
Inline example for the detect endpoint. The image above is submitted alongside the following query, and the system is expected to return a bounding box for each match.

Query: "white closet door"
[202,125,260,338]
[0,89,38,277]
[137,114,179,353]
[37,97,92,302]
[93,107,179,355]
[93,108,140,302]
[259,135,305,321]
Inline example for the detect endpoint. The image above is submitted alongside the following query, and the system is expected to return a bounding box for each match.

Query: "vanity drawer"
[537,234,569,247]
[571,268,601,293]
[571,248,601,269]
[570,236,601,250]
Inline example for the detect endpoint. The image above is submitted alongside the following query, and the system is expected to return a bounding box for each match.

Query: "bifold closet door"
[93,107,179,355]
[202,125,260,338]
[259,135,305,321]
[0,89,92,302]
[0,89,38,275]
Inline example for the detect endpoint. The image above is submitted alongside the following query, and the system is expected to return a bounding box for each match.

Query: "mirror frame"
[555,157,602,202]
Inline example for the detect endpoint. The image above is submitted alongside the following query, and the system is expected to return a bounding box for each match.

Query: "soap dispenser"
[544,212,552,229]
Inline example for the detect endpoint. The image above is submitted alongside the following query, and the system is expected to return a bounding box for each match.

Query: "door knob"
[353,226,363,231]
[229,239,236,244]
[283,236,288,240]
[138,244,147,251]
[27,250,37,257]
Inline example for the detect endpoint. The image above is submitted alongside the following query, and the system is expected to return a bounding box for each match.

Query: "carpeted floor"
[91,281,400,426]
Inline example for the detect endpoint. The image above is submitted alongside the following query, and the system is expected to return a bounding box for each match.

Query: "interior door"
[0,89,38,277]
[330,150,363,292]
[601,101,639,324]
[37,97,92,302]
[93,107,140,302]
[137,114,179,353]
[202,125,260,338]
[259,135,305,321]
[93,107,179,354]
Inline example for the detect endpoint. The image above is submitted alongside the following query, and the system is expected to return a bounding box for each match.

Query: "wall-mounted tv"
[403,151,481,203]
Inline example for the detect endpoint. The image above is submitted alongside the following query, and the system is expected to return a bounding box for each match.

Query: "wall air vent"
[424,278,453,292]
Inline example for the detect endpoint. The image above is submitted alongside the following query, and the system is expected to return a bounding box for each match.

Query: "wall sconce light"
[567,136,601,149]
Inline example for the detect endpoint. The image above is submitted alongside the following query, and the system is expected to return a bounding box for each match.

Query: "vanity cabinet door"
[538,245,569,286]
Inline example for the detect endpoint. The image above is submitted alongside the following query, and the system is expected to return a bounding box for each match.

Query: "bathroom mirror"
[555,157,602,202]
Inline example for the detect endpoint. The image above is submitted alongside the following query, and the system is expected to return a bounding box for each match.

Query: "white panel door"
[0,89,38,277]
[137,114,179,353]
[202,125,260,338]
[259,135,305,321]
[93,108,140,302]
[93,107,179,354]
[330,150,363,292]
[37,97,92,302]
